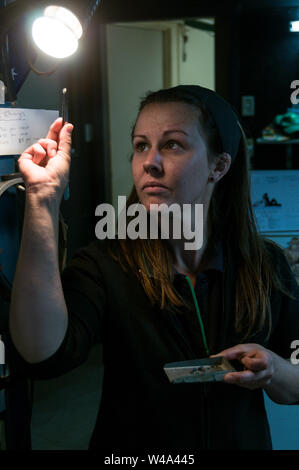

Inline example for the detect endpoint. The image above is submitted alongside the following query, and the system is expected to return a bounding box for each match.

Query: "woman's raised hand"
[18,117,73,201]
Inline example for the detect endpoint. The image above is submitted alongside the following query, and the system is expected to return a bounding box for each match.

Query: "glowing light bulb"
[32,6,83,59]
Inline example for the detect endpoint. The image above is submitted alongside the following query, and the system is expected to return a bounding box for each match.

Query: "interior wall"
[106,19,215,208]
[178,20,215,89]
[106,24,164,208]
[16,56,65,110]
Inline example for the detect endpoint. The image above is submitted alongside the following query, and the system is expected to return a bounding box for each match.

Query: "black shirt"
[7,238,299,451]
[173,240,224,357]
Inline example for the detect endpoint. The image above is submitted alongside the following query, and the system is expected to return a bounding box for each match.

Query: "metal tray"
[164,356,236,383]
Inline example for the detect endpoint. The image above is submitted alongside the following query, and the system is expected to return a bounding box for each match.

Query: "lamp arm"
[83,0,101,33]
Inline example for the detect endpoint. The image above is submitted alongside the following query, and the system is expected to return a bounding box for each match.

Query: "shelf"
[254,138,299,169]
[256,138,299,145]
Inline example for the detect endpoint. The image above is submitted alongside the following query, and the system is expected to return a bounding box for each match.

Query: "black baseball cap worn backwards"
[171,85,241,161]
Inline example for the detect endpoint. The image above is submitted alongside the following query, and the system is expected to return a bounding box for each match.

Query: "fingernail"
[67,125,73,134]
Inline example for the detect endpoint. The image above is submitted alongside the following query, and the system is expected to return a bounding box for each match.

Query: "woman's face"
[131,101,214,211]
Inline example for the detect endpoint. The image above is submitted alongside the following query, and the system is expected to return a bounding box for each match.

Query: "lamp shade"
[32,5,83,58]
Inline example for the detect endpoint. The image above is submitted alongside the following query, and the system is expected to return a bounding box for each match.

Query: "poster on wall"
[0,108,59,156]
[251,170,299,232]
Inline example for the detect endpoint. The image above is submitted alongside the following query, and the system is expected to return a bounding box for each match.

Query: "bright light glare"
[44,6,83,39]
[32,6,83,59]
[290,21,299,32]
[32,17,78,58]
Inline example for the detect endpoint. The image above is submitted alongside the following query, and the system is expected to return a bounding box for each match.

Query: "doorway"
[105,19,215,207]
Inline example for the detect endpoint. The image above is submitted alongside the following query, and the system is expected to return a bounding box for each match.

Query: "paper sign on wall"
[251,170,299,232]
[0,108,59,156]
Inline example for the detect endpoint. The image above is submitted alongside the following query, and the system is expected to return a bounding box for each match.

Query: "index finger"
[46,117,63,141]
[242,355,268,372]
[211,344,258,361]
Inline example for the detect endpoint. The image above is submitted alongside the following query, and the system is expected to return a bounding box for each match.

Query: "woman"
[9,85,299,451]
